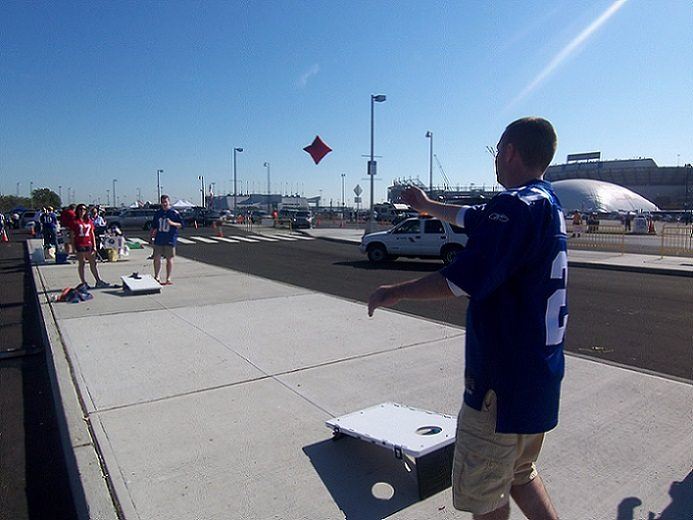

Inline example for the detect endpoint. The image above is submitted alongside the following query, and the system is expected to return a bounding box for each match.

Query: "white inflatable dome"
[551,179,659,213]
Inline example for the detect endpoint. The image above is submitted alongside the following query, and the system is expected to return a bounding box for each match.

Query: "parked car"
[20,210,39,229]
[109,208,159,230]
[181,207,222,226]
[277,209,312,229]
[359,217,468,264]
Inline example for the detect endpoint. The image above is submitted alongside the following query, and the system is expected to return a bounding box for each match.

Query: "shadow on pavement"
[0,237,77,519]
[303,437,422,519]
[333,260,442,273]
[616,471,693,520]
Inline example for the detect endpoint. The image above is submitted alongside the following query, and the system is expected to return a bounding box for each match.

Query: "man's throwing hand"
[368,285,400,317]
[400,186,430,212]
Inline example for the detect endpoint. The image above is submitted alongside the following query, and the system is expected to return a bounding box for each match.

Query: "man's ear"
[505,142,522,167]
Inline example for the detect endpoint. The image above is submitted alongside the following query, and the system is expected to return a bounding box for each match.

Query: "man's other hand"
[401,186,430,212]
[368,286,400,317]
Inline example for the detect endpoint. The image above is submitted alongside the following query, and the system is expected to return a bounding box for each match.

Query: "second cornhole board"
[121,273,161,295]
[325,402,457,499]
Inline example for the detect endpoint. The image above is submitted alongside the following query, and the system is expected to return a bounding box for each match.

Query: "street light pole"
[368,94,386,233]
[233,147,243,215]
[106,189,110,206]
[157,169,163,201]
[58,185,62,203]
[264,162,271,213]
[341,172,346,219]
[426,131,433,195]
[198,175,205,208]
[113,179,117,207]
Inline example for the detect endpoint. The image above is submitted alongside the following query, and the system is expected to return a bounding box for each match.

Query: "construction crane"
[433,154,451,190]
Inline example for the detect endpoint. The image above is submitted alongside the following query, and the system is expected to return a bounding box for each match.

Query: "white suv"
[360,217,468,264]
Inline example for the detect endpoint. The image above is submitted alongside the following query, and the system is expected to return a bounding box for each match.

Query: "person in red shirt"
[59,204,76,255]
[71,204,109,289]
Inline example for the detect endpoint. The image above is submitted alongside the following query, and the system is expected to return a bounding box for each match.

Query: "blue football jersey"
[441,179,568,433]
[152,209,183,246]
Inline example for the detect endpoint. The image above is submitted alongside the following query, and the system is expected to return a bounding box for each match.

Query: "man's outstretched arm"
[368,271,464,317]
[401,186,465,225]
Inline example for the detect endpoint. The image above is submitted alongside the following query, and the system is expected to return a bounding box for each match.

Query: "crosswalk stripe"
[211,236,240,243]
[128,238,148,244]
[228,235,260,243]
[190,236,218,243]
[260,234,296,241]
[176,237,195,244]
[274,233,315,241]
[248,235,279,242]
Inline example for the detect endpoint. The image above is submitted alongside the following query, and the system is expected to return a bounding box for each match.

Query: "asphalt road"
[139,227,692,381]
[0,235,77,520]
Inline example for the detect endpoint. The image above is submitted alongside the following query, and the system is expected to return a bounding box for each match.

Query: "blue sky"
[1,0,691,206]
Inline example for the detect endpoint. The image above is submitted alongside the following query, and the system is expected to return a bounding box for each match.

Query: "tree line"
[0,189,62,213]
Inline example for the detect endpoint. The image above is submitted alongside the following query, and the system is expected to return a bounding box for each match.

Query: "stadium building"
[388,152,691,212]
[544,153,692,210]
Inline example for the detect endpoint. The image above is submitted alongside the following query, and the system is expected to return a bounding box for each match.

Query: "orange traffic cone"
[1,230,8,243]
[648,219,656,235]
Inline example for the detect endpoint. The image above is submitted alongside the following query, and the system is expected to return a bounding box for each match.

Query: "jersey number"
[158,218,170,232]
[78,224,90,237]
[545,251,568,346]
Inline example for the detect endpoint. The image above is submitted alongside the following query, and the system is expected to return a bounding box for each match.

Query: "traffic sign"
[354,184,363,196]
[354,196,362,203]
[367,160,377,176]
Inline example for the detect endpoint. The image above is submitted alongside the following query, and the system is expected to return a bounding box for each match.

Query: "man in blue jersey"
[150,195,183,285]
[40,206,58,250]
[369,117,566,520]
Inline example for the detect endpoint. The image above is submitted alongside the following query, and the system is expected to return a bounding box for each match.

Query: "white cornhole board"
[325,402,457,499]
[121,273,161,295]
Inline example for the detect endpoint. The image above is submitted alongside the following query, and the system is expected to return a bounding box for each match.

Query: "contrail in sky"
[508,0,629,108]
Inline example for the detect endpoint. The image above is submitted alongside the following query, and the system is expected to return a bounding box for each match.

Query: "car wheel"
[441,245,462,265]
[367,244,388,263]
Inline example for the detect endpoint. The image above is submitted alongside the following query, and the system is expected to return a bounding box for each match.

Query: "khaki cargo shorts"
[452,390,545,515]
[152,244,175,259]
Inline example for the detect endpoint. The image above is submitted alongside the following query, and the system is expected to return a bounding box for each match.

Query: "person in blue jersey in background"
[150,194,183,285]
[368,117,566,520]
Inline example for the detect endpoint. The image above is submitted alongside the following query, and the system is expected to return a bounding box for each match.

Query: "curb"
[31,261,121,520]
[567,260,693,277]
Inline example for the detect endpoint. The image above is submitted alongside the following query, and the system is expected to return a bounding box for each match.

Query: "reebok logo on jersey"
[488,212,509,223]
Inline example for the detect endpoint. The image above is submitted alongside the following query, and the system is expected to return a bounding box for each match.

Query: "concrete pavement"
[33,246,692,519]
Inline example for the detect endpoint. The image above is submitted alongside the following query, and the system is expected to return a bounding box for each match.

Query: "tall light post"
[233,147,243,215]
[137,187,141,202]
[113,178,118,207]
[106,189,110,206]
[341,172,346,219]
[29,181,34,202]
[157,169,163,201]
[16,182,20,197]
[368,94,386,233]
[426,131,433,195]
[264,162,271,213]
[198,175,205,208]
[58,185,62,203]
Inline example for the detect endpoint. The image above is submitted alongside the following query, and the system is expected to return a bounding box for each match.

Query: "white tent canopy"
[172,199,195,209]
